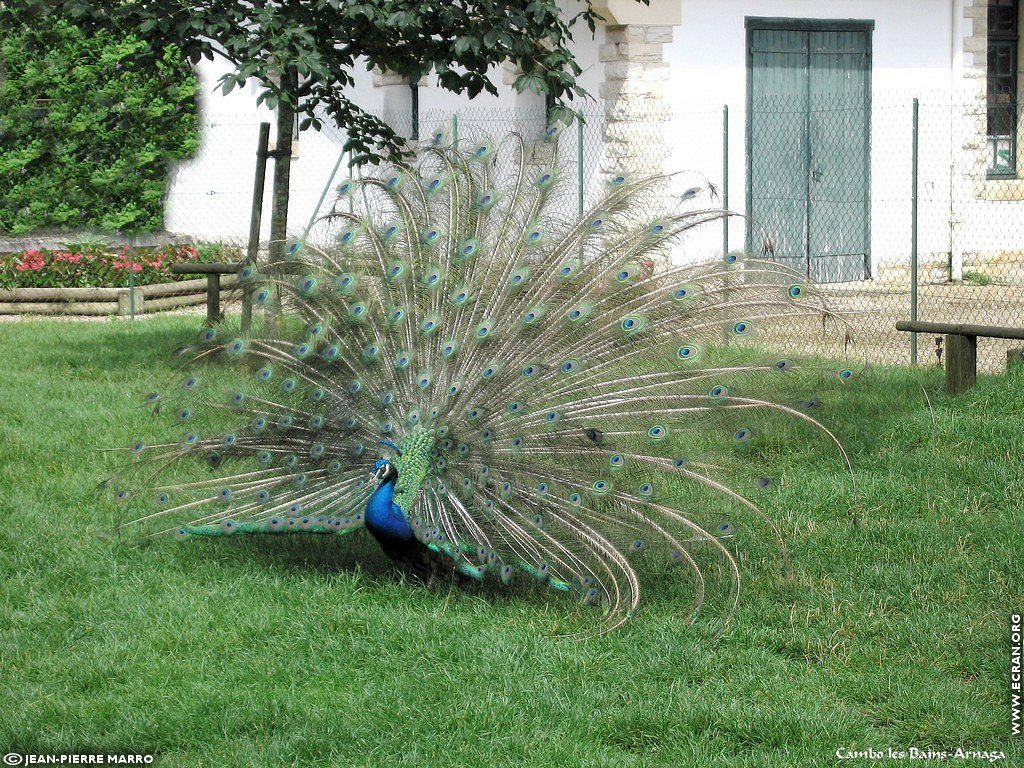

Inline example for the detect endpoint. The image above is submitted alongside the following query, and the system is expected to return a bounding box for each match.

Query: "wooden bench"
[895,320,1024,394]
[170,262,244,324]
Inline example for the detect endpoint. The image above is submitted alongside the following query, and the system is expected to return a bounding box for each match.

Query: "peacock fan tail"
[108,132,857,635]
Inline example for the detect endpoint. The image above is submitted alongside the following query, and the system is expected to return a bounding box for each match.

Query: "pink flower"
[15,250,45,271]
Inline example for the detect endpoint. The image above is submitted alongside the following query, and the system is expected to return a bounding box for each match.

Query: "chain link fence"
[16,96,1023,371]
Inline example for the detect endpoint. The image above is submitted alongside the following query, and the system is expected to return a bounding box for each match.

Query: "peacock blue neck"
[364,472,413,542]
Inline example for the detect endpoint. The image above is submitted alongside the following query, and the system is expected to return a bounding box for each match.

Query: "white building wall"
[165,11,605,245]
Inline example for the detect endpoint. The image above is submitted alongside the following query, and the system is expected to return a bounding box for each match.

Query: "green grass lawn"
[1,316,1021,767]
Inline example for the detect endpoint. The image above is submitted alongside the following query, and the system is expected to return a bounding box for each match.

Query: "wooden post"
[1008,348,1024,371]
[267,66,298,336]
[207,273,221,324]
[117,288,144,317]
[242,122,271,334]
[945,333,977,395]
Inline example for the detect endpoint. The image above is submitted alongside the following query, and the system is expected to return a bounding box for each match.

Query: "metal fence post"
[127,237,135,320]
[452,114,459,149]
[577,117,585,217]
[722,104,729,258]
[911,98,920,366]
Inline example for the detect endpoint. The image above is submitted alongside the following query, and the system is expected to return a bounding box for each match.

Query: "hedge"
[0,10,199,235]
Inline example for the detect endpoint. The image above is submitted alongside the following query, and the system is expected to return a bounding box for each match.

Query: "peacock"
[111,131,853,634]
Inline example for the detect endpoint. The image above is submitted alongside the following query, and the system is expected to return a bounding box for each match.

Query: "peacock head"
[372,458,398,484]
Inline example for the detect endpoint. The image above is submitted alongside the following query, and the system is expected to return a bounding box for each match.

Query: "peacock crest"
[111,132,853,634]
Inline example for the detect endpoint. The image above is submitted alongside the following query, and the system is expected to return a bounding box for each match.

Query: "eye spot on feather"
[647,425,667,441]
[708,385,729,400]
[788,283,806,299]
[620,315,645,332]
[558,259,579,278]
[509,267,530,285]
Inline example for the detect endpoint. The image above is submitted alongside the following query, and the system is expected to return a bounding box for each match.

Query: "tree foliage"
[26,0,628,163]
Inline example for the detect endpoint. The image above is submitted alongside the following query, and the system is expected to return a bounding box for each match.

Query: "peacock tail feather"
[109,132,855,634]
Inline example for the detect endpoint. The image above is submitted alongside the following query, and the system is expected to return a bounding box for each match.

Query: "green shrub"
[0,10,199,235]
[962,270,993,286]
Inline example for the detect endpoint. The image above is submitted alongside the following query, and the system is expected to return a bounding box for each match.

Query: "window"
[988,0,1019,176]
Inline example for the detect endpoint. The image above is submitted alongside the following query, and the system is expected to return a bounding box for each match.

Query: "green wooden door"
[747,19,872,283]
